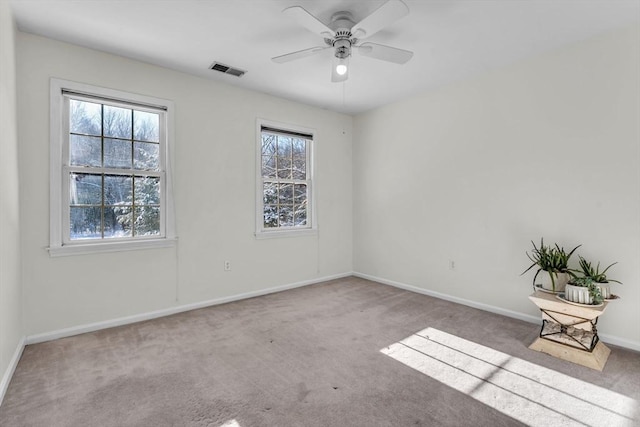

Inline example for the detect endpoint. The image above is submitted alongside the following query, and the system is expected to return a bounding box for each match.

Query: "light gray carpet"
[1,277,638,426]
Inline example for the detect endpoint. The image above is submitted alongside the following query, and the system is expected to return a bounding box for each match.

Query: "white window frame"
[49,78,177,256]
[255,119,317,239]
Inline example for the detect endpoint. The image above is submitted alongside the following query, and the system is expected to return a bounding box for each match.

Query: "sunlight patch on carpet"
[381,327,638,427]
[219,420,240,427]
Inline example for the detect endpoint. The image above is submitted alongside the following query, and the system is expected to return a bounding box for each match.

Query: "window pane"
[70,206,101,240]
[104,206,131,238]
[134,206,160,236]
[292,138,305,157]
[294,204,307,226]
[135,177,160,205]
[277,136,292,157]
[70,100,101,136]
[263,182,277,204]
[133,142,159,170]
[262,134,276,156]
[294,184,307,204]
[104,138,132,169]
[262,155,276,178]
[292,138,307,179]
[279,205,293,227]
[278,183,293,204]
[133,110,159,142]
[263,205,278,228]
[70,173,102,205]
[103,105,132,139]
[70,135,102,167]
[104,175,132,206]
[277,157,292,179]
[292,155,306,179]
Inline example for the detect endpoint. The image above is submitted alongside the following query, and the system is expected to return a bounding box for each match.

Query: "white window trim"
[255,118,317,239]
[49,78,177,256]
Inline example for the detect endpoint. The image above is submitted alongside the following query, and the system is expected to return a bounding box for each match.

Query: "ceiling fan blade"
[357,42,413,64]
[331,56,349,83]
[272,46,329,64]
[283,6,335,38]
[351,0,409,39]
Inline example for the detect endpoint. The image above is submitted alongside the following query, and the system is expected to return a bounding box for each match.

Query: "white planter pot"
[596,283,611,299]
[565,284,593,304]
[536,271,569,293]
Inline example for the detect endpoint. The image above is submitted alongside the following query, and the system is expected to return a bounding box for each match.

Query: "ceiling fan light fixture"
[333,39,351,77]
[336,61,348,76]
[332,55,349,82]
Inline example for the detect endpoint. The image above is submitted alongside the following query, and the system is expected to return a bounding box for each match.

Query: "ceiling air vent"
[209,62,246,77]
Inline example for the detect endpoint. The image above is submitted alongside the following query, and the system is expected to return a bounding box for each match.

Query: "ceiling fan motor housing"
[334,39,351,59]
[329,11,356,32]
[326,11,358,58]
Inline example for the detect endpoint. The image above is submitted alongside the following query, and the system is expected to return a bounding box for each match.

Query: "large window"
[50,79,175,255]
[256,120,315,237]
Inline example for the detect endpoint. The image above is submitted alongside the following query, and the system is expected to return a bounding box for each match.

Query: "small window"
[256,120,315,238]
[50,79,176,255]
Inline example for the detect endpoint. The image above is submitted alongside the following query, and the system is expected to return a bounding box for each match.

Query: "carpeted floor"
[1,277,638,426]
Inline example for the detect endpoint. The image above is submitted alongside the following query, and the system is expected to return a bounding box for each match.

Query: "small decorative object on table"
[565,256,622,304]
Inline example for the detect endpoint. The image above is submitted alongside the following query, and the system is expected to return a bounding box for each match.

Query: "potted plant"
[564,276,604,305]
[521,238,580,293]
[566,256,621,304]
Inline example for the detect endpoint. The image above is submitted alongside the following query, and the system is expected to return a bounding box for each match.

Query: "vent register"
[209,62,246,77]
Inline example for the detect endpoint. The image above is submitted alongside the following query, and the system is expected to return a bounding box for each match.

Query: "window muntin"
[258,123,314,235]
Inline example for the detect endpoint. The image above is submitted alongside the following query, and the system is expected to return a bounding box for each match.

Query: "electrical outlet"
[224,260,231,271]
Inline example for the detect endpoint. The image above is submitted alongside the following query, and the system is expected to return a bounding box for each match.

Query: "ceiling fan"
[272,0,413,82]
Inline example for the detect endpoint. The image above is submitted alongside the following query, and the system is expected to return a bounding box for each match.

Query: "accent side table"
[528,290,610,371]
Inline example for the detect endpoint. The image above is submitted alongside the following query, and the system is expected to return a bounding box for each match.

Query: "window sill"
[48,237,177,257]
[254,228,317,240]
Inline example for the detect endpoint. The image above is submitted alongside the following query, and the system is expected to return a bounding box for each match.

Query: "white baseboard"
[353,272,640,353]
[15,269,640,368]
[598,333,640,352]
[353,272,540,324]
[0,336,25,407]
[25,272,352,345]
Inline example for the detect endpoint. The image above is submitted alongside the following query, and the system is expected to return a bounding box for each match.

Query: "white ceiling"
[10,0,640,114]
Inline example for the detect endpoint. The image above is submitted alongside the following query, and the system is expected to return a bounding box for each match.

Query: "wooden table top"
[529,290,608,320]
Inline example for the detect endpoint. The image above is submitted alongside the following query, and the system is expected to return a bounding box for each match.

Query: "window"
[256,120,315,238]
[50,79,176,256]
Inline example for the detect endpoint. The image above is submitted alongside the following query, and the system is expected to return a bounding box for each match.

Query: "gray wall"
[353,24,640,348]
[0,0,23,396]
[16,33,353,336]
